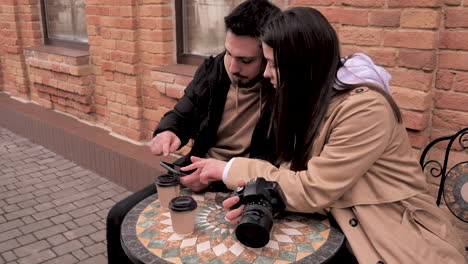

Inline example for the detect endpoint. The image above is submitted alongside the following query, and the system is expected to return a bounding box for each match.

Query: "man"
[106,1,281,262]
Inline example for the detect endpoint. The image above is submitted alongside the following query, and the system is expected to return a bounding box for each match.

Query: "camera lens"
[235,204,273,248]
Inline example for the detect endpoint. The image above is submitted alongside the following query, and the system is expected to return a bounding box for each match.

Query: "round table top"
[121,189,345,264]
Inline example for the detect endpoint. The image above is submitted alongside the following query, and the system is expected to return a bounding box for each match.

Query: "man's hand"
[150,131,181,156]
[178,169,209,192]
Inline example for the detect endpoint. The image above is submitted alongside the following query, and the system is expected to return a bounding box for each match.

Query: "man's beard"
[234,73,263,88]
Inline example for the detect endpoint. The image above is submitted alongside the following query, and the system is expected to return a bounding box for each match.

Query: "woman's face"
[262,42,278,89]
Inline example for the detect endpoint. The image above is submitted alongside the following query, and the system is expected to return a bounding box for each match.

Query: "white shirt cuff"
[222,158,236,183]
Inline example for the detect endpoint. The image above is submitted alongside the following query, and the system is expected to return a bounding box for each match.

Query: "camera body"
[232,177,287,248]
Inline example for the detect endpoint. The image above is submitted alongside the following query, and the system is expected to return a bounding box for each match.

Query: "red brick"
[439,30,468,51]
[315,8,339,23]
[432,109,468,131]
[291,0,334,5]
[401,109,429,131]
[398,50,436,70]
[152,54,172,65]
[388,0,442,7]
[115,63,136,75]
[435,71,455,90]
[434,90,468,111]
[116,41,137,53]
[111,30,123,40]
[339,27,382,46]
[443,0,461,5]
[341,0,385,6]
[453,72,468,93]
[406,129,429,149]
[123,105,143,119]
[369,10,400,27]
[439,51,468,71]
[445,9,468,28]
[151,71,174,84]
[401,9,440,29]
[391,87,431,111]
[383,30,436,49]
[337,9,368,26]
[165,83,184,99]
[139,5,172,17]
[388,69,433,91]
[142,0,169,3]
[115,18,136,30]
[139,30,173,42]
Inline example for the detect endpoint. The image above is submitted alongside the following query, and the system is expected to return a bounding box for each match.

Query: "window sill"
[153,64,198,77]
[25,44,90,58]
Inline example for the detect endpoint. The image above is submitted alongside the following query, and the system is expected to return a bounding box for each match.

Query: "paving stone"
[32,208,59,221]
[63,224,97,240]
[89,230,106,243]
[20,216,35,225]
[79,236,94,247]
[17,234,38,246]
[3,204,20,213]
[0,127,137,264]
[33,224,68,240]
[81,254,108,264]
[0,239,21,253]
[20,219,53,235]
[1,251,17,262]
[83,242,106,256]
[52,240,84,256]
[49,214,72,225]
[71,249,89,261]
[17,199,39,209]
[0,228,22,243]
[17,249,56,264]
[46,234,67,247]
[14,240,51,258]
[74,213,100,227]
[0,219,23,233]
[42,254,78,264]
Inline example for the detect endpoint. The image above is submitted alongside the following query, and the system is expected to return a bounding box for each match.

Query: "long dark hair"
[262,7,401,170]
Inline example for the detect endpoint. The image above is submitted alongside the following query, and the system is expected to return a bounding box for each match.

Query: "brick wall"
[0,0,467,237]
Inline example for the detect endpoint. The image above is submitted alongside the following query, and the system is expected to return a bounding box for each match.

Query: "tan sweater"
[205,82,264,160]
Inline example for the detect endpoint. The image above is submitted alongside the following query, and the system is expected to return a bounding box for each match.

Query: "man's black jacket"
[153,52,275,166]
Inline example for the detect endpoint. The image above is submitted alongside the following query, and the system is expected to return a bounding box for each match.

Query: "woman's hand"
[222,181,246,225]
[181,156,227,185]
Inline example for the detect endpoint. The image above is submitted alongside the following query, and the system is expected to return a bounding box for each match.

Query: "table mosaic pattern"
[444,161,468,222]
[121,189,344,264]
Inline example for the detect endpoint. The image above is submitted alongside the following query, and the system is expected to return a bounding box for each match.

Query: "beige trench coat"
[225,87,466,263]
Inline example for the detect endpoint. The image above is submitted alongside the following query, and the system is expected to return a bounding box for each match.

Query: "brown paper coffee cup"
[169,196,198,235]
[155,174,180,208]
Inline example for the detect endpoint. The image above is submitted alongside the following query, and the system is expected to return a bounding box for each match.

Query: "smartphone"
[160,161,188,176]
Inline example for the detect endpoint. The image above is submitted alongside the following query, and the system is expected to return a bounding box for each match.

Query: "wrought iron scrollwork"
[419,127,468,223]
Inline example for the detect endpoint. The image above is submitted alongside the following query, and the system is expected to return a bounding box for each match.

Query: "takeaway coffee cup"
[169,196,198,235]
[155,174,180,208]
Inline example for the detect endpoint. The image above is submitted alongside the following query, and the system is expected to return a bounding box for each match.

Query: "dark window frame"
[175,0,205,66]
[39,0,89,50]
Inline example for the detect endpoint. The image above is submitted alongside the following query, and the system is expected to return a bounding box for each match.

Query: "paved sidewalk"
[0,127,132,264]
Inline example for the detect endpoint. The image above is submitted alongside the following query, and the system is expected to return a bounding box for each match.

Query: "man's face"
[224,31,265,88]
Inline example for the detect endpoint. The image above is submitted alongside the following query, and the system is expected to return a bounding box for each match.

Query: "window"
[175,0,289,65]
[41,0,88,48]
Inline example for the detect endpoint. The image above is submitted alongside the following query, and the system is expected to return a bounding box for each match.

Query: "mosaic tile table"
[121,189,345,264]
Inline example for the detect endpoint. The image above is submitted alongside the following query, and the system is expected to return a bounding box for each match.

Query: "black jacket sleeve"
[153,53,224,147]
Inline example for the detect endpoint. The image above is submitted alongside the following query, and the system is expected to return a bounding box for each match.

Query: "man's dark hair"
[225,0,281,38]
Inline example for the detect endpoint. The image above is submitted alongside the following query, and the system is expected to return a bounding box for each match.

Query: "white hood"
[335,53,391,93]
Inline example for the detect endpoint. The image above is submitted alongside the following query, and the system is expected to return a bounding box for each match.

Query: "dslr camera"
[231,177,287,248]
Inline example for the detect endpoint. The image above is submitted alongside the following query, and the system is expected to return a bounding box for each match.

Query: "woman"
[183,7,465,263]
